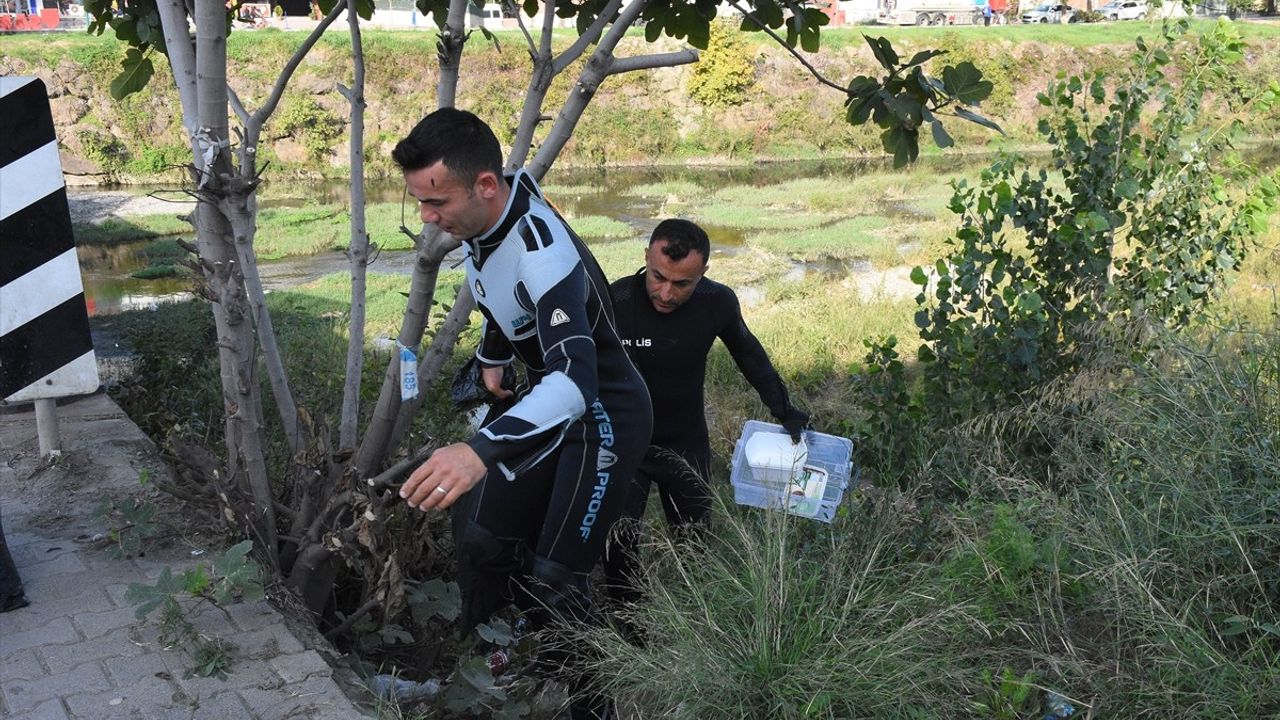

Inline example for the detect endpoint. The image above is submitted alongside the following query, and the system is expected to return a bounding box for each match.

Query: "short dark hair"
[392,108,504,186]
[650,218,710,263]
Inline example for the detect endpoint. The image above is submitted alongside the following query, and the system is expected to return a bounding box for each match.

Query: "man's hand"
[400,443,487,511]
[781,408,810,443]
[481,365,514,399]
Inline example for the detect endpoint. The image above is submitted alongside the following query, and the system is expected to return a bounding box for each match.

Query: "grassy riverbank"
[5,19,1279,185]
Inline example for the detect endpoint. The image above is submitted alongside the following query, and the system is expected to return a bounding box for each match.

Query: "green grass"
[73,215,192,245]
[814,18,1280,51]
[130,264,185,280]
[749,216,897,264]
[564,215,633,239]
[252,202,417,259]
[622,180,705,198]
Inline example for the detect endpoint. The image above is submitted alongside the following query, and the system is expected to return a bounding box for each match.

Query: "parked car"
[1021,2,1077,22]
[1098,0,1147,19]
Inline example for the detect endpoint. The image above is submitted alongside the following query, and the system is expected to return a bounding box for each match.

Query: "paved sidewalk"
[0,393,373,719]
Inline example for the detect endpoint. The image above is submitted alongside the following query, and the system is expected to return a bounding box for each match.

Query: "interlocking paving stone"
[3,697,70,720]
[0,590,114,635]
[268,651,335,684]
[0,617,80,655]
[1,394,375,719]
[15,552,88,581]
[39,625,148,675]
[102,648,178,688]
[183,690,252,720]
[71,604,144,640]
[225,626,306,659]
[63,676,184,720]
[21,569,117,602]
[2,660,110,713]
[225,600,280,632]
[238,675,354,720]
[0,648,44,683]
[176,658,284,700]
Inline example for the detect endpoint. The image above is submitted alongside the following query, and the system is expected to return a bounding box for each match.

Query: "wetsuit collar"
[467,168,542,268]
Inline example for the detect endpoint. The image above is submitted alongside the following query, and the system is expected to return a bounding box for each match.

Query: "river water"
[73,146,1280,316]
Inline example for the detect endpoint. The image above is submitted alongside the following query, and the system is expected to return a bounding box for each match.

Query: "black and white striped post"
[1,77,100,457]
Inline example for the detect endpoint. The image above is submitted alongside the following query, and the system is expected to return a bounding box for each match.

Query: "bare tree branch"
[728,0,848,94]
[609,50,700,76]
[551,0,622,75]
[240,0,348,168]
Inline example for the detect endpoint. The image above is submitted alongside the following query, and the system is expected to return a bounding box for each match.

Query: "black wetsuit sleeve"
[476,316,514,366]
[467,262,598,474]
[718,290,794,421]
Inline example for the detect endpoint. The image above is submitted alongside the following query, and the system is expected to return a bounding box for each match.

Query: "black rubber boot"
[517,556,616,720]
[0,512,29,613]
[451,516,526,638]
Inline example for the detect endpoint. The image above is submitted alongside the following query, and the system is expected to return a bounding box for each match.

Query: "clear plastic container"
[730,420,856,523]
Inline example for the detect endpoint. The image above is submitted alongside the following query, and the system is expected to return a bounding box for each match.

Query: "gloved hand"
[780,407,809,443]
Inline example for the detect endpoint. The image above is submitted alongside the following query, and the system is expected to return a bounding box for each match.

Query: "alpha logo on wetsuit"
[579,400,616,540]
[549,308,570,327]
[597,448,617,471]
[474,279,485,297]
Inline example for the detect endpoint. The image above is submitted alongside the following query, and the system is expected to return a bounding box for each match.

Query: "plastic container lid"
[744,431,808,485]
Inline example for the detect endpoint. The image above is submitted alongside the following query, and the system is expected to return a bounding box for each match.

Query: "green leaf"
[125,567,183,619]
[182,566,210,595]
[910,266,928,286]
[110,47,154,100]
[1019,291,1043,312]
[863,35,899,72]
[954,107,1005,136]
[458,656,504,696]
[687,15,710,49]
[930,120,954,150]
[476,620,514,645]
[941,62,993,106]
[408,578,461,622]
[644,18,661,42]
[881,125,918,169]
[904,49,946,68]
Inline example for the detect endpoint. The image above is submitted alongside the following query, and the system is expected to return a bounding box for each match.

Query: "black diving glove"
[780,407,810,443]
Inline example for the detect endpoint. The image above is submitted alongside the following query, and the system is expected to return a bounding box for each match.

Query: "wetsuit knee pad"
[454,521,526,635]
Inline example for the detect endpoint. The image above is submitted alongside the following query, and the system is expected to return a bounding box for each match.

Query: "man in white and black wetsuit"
[604,219,807,605]
[393,109,651,718]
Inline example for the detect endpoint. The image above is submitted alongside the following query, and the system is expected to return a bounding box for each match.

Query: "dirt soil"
[67,190,196,226]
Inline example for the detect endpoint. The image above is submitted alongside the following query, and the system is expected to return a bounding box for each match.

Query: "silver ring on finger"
[435,486,448,494]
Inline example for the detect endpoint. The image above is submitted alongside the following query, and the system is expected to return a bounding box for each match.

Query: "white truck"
[877,0,985,25]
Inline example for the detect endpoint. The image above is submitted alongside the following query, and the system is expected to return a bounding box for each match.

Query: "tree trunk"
[353,230,458,477]
[353,0,469,477]
[339,8,370,451]
[194,0,279,568]
[388,284,475,451]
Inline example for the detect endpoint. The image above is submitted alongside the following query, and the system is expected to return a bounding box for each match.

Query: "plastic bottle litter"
[1042,691,1075,719]
[367,674,441,703]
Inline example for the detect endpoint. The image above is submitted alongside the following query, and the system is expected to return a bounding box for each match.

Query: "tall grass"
[584,492,1003,720]
[584,321,1280,717]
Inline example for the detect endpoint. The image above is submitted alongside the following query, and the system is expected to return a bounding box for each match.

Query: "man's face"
[644,239,707,314]
[404,161,498,239]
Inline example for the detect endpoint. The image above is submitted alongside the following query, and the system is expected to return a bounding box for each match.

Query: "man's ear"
[474,171,500,199]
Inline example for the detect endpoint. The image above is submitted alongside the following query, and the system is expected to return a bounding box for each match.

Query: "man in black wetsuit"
[604,218,807,603]
[394,109,651,719]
